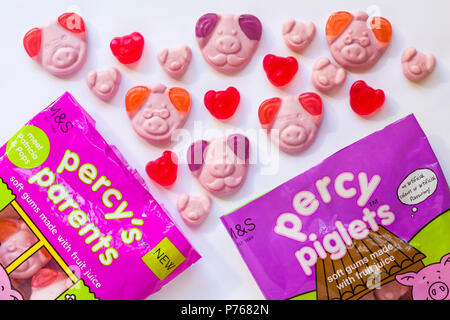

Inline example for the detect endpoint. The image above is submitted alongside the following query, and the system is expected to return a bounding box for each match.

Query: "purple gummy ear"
[196,13,219,38]
[187,140,209,172]
[227,134,250,161]
[239,14,262,41]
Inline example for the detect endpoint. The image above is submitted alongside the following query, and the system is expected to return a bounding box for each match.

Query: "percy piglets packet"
[0,92,200,300]
[222,115,450,300]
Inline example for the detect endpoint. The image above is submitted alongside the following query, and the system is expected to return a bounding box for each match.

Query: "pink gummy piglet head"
[0,265,23,300]
[0,219,51,280]
[325,11,392,70]
[312,57,347,92]
[177,194,212,226]
[282,19,316,52]
[126,84,191,146]
[158,46,192,79]
[187,134,250,195]
[87,67,121,101]
[396,253,450,300]
[195,13,262,74]
[23,12,88,77]
[401,47,436,82]
[258,93,323,154]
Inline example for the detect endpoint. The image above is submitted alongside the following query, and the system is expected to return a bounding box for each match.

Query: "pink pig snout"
[280,124,307,146]
[215,35,242,54]
[428,281,449,300]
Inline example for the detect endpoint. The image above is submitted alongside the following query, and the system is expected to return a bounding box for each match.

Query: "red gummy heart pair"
[146,151,178,187]
[350,80,385,116]
[263,54,299,87]
[110,32,145,65]
[204,87,240,120]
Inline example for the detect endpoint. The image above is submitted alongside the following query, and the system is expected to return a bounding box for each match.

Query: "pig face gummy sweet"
[187,135,250,195]
[196,13,262,74]
[110,32,145,65]
[177,194,212,226]
[282,20,316,52]
[263,54,299,87]
[326,11,392,70]
[204,87,240,120]
[23,13,87,77]
[126,84,191,145]
[158,46,192,79]
[0,219,51,279]
[258,93,323,153]
[312,57,347,92]
[145,151,178,187]
[0,266,23,300]
[402,47,436,82]
[86,67,121,101]
[29,268,72,300]
[396,254,450,300]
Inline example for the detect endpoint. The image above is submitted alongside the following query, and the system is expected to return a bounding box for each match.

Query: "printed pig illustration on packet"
[326,11,392,70]
[0,266,23,300]
[23,13,88,77]
[187,135,250,195]
[195,13,262,74]
[396,254,450,300]
[258,93,323,154]
[126,83,191,146]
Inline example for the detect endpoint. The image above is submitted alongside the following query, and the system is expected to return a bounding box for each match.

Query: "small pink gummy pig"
[0,266,23,300]
[325,11,392,70]
[0,219,51,280]
[402,47,436,82]
[177,194,212,226]
[158,46,192,79]
[187,134,250,196]
[396,253,450,300]
[282,19,315,52]
[126,84,191,146]
[312,57,347,92]
[87,67,121,101]
[195,13,262,74]
[23,12,88,77]
[258,93,323,154]
[29,268,72,300]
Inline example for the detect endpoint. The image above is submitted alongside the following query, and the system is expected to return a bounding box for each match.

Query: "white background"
[0,0,449,300]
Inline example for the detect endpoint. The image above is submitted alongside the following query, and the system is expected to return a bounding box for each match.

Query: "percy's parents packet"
[221,114,450,300]
[0,92,200,300]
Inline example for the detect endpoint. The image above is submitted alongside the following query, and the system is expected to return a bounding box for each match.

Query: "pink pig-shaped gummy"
[0,266,23,300]
[23,13,88,77]
[258,93,323,154]
[396,253,450,300]
[325,11,392,70]
[29,268,73,300]
[312,57,347,92]
[0,219,51,280]
[126,84,191,146]
[158,46,192,79]
[187,135,250,195]
[282,19,316,52]
[87,67,121,101]
[195,13,262,74]
[402,47,436,82]
[177,194,212,226]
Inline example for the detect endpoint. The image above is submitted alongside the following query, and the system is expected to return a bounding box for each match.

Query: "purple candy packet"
[0,92,200,300]
[221,114,450,300]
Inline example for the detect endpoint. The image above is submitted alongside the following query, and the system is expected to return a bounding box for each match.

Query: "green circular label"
[6,125,50,169]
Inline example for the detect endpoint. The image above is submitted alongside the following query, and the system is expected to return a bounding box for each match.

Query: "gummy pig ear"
[282,19,296,35]
[125,86,150,116]
[326,11,353,44]
[258,97,282,129]
[169,88,191,114]
[58,12,86,39]
[369,16,392,48]
[227,134,250,161]
[187,140,209,174]
[298,92,323,116]
[23,28,42,59]
[196,13,219,48]
[239,14,262,41]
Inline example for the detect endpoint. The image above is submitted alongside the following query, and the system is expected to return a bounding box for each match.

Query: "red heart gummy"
[350,80,385,116]
[110,32,145,65]
[204,87,240,120]
[146,151,178,187]
[263,54,299,87]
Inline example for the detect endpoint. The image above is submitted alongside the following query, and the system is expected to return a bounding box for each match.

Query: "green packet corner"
[0,177,16,211]
[57,279,99,300]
